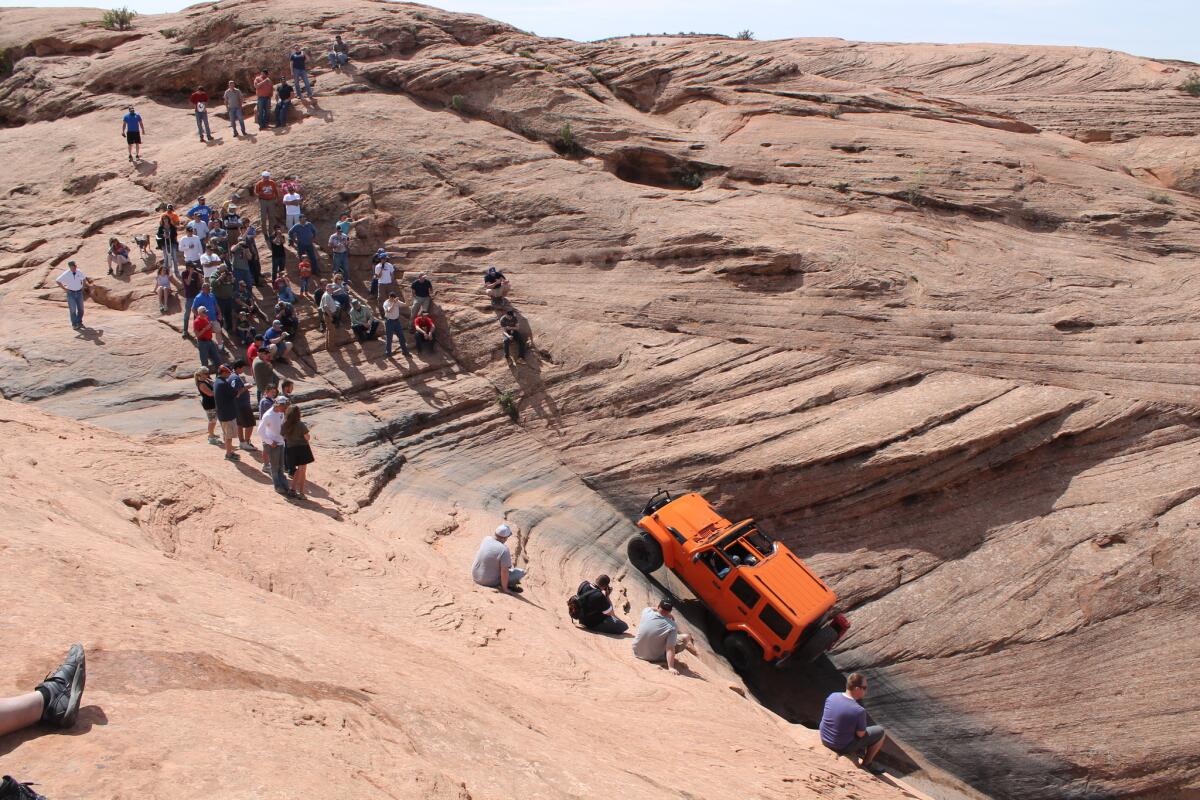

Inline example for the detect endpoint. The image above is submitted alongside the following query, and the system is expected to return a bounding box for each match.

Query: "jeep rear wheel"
[797,623,840,663]
[627,534,664,574]
[723,631,763,674]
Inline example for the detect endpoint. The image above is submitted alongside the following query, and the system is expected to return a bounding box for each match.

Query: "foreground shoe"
[0,776,47,800]
[38,643,85,729]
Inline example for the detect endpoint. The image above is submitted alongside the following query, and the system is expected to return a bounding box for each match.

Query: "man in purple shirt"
[819,672,887,773]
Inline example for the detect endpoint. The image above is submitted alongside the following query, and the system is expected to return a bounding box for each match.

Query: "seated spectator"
[274,276,297,306]
[262,319,294,361]
[349,299,379,341]
[470,524,524,594]
[484,266,509,305]
[235,311,257,347]
[819,673,887,774]
[274,301,298,337]
[500,308,526,361]
[632,599,697,673]
[573,575,628,634]
[413,311,436,353]
[107,237,131,276]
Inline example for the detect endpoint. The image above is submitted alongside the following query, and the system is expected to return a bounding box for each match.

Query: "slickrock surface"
[1,2,1198,798]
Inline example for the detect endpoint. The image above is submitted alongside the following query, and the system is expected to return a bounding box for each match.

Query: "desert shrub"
[497,391,518,421]
[680,172,702,189]
[587,66,603,80]
[517,49,534,59]
[178,45,195,55]
[834,182,850,193]
[102,6,137,31]
[1179,73,1200,96]
[449,94,465,111]
[736,30,755,40]
[1147,192,1175,205]
[160,27,178,38]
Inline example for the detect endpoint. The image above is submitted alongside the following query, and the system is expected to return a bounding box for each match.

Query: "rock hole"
[602,147,708,191]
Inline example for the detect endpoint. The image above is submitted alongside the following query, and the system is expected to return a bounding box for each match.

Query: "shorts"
[236,406,256,428]
[833,725,886,756]
[204,408,217,422]
[126,132,142,144]
[219,419,237,439]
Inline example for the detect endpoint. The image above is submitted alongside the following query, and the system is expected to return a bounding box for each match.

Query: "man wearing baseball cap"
[55,260,94,330]
[470,523,526,594]
[256,393,295,497]
[254,171,280,235]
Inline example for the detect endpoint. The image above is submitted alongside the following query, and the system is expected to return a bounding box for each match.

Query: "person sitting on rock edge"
[500,308,526,361]
[819,672,887,774]
[349,298,379,341]
[574,575,628,634]
[632,599,698,673]
[471,524,525,594]
[413,311,436,354]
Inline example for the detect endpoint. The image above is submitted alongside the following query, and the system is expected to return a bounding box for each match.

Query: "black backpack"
[567,594,583,621]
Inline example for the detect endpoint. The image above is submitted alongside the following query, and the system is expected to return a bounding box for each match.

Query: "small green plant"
[903,169,926,206]
[102,6,137,31]
[1178,73,1200,97]
[834,182,850,193]
[1147,192,1175,205]
[679,172,702,189]
[160,27,178,38]
[828,106,842,119]
[517,49,534,59]
[736,29,755,40]
[0,48,9,78]
[178,45,195,55]
[587,66,603,80]
[449,94,465,112]
[497,391,518,421]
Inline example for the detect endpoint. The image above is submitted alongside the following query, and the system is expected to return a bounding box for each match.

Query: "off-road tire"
[797,623,840,663]
[627,533,664,574]
[723,631,763,674]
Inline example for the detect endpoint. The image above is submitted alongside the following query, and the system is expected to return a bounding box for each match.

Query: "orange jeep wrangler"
[628,490,849,673]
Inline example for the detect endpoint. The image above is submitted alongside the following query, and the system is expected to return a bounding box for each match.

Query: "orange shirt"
[253,75,274,98]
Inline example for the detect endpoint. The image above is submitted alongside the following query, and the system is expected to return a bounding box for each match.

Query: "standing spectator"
[282,404,314,500]
[188,196,213,225]
[318,283,341,350]
[256,395,295,497]
[335,212,356,237]
[413,311,436,354]
[254,171,280,232]
[229,360,256,450]
[200,245,224,280]
[213,365,240,461]
[157,204,180,274]
[222,202,243,234]
[275,79,294,127]
[297,256,313,297]
[179,224,204,271]
[154,265,171,314]
[410,271,433,315]
[55,260,93,330]
[289,45,314,99]
[189,86,213,142]
[224,80,247,137]
[268,224,287,280]
[373,251,396,300]
[106,238,131,277]
[191,281,219,325]
[229,240,253,289]
[194,367,218,443]
[212,268,237,335]
[282,187,303,233]
[328,228,350,279]
[242,226,263,286]
[252,348,277,404]
[382,291,409,358]
[180,262,203,338]
[192,306,221,369]
[349,299,379,341]
[500,307,526,361]
[252,69,274,129]
[470,524,525,593]
[819,673,887,773]
[121,105,145,161]
[289,216,319,272]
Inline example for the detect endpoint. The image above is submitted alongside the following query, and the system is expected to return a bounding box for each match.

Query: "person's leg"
[206,410,217,440]
[157,286,168,311]
[675,633,698,656]
[0,692,44,738]
[66,290,83,328]
[590,616,629,635]
[300,70,313,98]
[334,251,348,278]
[328,52,338,70]
[222,421,236,457]
[304,244,319,269]
[236,107,247,134]
[293,463,307,495]
[268,444,288,492]
[859,726,887,767]
[503,336,512,359]
[369,320,379,339]
[383,319,394,355]
[516,331,527,359]
[182,300,193,337]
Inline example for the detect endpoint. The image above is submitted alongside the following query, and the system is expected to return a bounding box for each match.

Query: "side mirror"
[691,553,702,563]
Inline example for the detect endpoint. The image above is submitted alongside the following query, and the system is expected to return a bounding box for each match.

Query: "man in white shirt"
[179,227,204,270]
[374,256,395,304]
[200,247,224,280]
[55,260,93,330]
[190,216,209,242]
[282,190,302,231]
[255,395,293,496]
[381,290,409,358]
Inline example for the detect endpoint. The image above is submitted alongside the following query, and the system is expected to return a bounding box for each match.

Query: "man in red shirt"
[252,70,274,129]
[254,171,280,235]
[413,312,436,354]
[189,85,213,142]
[193,306,222,368]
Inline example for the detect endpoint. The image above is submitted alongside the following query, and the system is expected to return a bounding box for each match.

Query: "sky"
[3,0,1198,62]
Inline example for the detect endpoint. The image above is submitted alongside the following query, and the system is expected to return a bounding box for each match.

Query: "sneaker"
[863,763,887,776]
[507,585,525,594]
[224,452,240,461]
[239,442,256,451]
[38,643,85,729]
[261,462,272,474]
[0,776,47,800]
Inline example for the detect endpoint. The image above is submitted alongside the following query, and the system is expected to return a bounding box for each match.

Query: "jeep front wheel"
[627,534,664,574]
[723,631,763,674]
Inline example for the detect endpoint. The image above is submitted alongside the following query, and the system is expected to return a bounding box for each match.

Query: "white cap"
[495,524,513,538]
[262,171,271,177]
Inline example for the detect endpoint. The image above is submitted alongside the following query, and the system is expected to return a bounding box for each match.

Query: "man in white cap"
[471,524,525,593]
[254,171,280,235]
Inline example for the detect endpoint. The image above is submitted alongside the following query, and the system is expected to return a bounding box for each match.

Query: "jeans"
[270,248,285,279]
[182,296,196,333]
[217,298,235,330]
[586,617,630,635]
[332,250,349,278]
[196,338,221,368]
[255,96,271,127]
[275,99,291,126]
[229,105,247,135]
[161,240,178,273]
[265,443,289,492]
[66,289,84,327]
[503,331,526,359]
[353,320,379,341]
[414,331,434,353]
[297,242,318,271]
[195,110,212,138]
[384,318,408,355]
[292,68,313,98]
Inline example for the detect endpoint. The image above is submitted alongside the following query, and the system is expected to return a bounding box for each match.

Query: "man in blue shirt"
[289,46,314,99]
[190,282,220,325]
[121,106,145,162]
[819,673,887,773]
[187,196,212,224]
[288,215,320,273]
